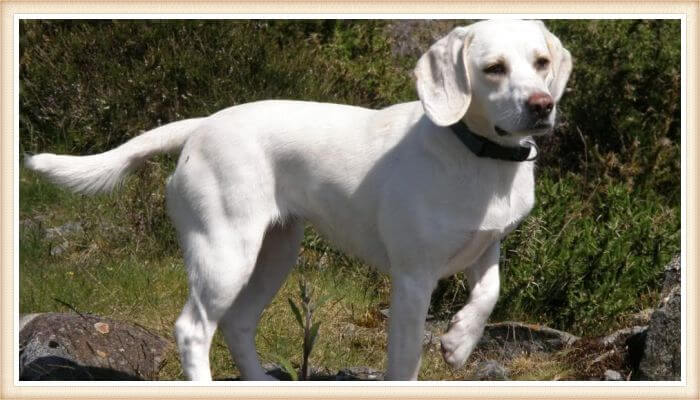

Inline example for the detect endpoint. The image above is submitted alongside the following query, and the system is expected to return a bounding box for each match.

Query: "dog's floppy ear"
[536,21,572,102]
[414,27,472,127]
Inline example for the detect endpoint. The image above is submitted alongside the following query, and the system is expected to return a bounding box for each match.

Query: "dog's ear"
[536,21,573,102]
[414,27,472,127]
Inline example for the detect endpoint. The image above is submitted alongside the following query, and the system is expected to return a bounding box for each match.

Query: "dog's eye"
[535,57,550,70]
[483,63,507,75]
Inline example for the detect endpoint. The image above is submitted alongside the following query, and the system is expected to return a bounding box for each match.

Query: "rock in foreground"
[20,312,170,380]
[637,256,681,380]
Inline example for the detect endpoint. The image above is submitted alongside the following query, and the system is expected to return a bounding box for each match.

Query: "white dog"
[26,19,571,380]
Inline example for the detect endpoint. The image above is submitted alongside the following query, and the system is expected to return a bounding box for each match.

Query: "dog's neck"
[453,116,536,162]
[461,111,533,145]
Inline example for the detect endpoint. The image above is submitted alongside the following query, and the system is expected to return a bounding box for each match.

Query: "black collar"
[449,120,535,162]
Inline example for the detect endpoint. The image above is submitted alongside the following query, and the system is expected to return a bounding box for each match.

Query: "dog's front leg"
[385,274,436,380]
[440,242,500,369]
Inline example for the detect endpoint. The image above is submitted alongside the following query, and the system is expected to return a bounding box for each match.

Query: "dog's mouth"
[494,126,510,136]
[495,122,552,137]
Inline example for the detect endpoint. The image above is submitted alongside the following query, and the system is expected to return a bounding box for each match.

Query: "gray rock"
[336,366,384,380]
[50,241,70,256]
[637,286,681,380]
[259,362,321,380]
[43,222,83,256]
[19,312,170,380]
[255,364,383,381]
[661,255,680,295]
[45,222,83,240]
[20,215,48,230]
[474,360,509,381]
[604,369,624,381]
[600,325,647,347]
[19,313,43,331]
[634,255,681,380]
[423,329,441,348]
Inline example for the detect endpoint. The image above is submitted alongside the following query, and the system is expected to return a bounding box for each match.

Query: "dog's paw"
[440,328,476,369]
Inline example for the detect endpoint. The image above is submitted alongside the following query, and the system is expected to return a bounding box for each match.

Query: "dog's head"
[415,20,572,139]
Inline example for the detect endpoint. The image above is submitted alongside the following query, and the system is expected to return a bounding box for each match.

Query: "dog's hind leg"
[167,173,274,381]
[173,216,270,381]
[218,218,304,380]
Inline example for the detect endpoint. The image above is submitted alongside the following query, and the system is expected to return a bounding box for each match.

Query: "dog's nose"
[526,93,554,119]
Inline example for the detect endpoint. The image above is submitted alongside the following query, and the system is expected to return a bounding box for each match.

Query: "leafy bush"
[543,20,681,201]
[501,174,679,335]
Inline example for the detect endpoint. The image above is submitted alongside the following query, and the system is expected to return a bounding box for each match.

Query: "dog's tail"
[25,118,203,195]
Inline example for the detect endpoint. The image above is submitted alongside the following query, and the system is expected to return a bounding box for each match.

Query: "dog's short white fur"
[26,20,571,380]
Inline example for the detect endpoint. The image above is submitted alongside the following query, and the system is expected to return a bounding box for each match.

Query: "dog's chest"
[480,171,535,234]
[438,230,499,277]
[448,159,536,234]
[434,162,535,276]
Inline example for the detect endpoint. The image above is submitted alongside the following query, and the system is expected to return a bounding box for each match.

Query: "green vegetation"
[286,265,333,380]
[19,19,680,379]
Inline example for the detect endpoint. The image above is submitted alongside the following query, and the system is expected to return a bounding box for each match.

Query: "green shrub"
[501,174,679,335]
[20,20,412,154]
[542,20,681,202]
